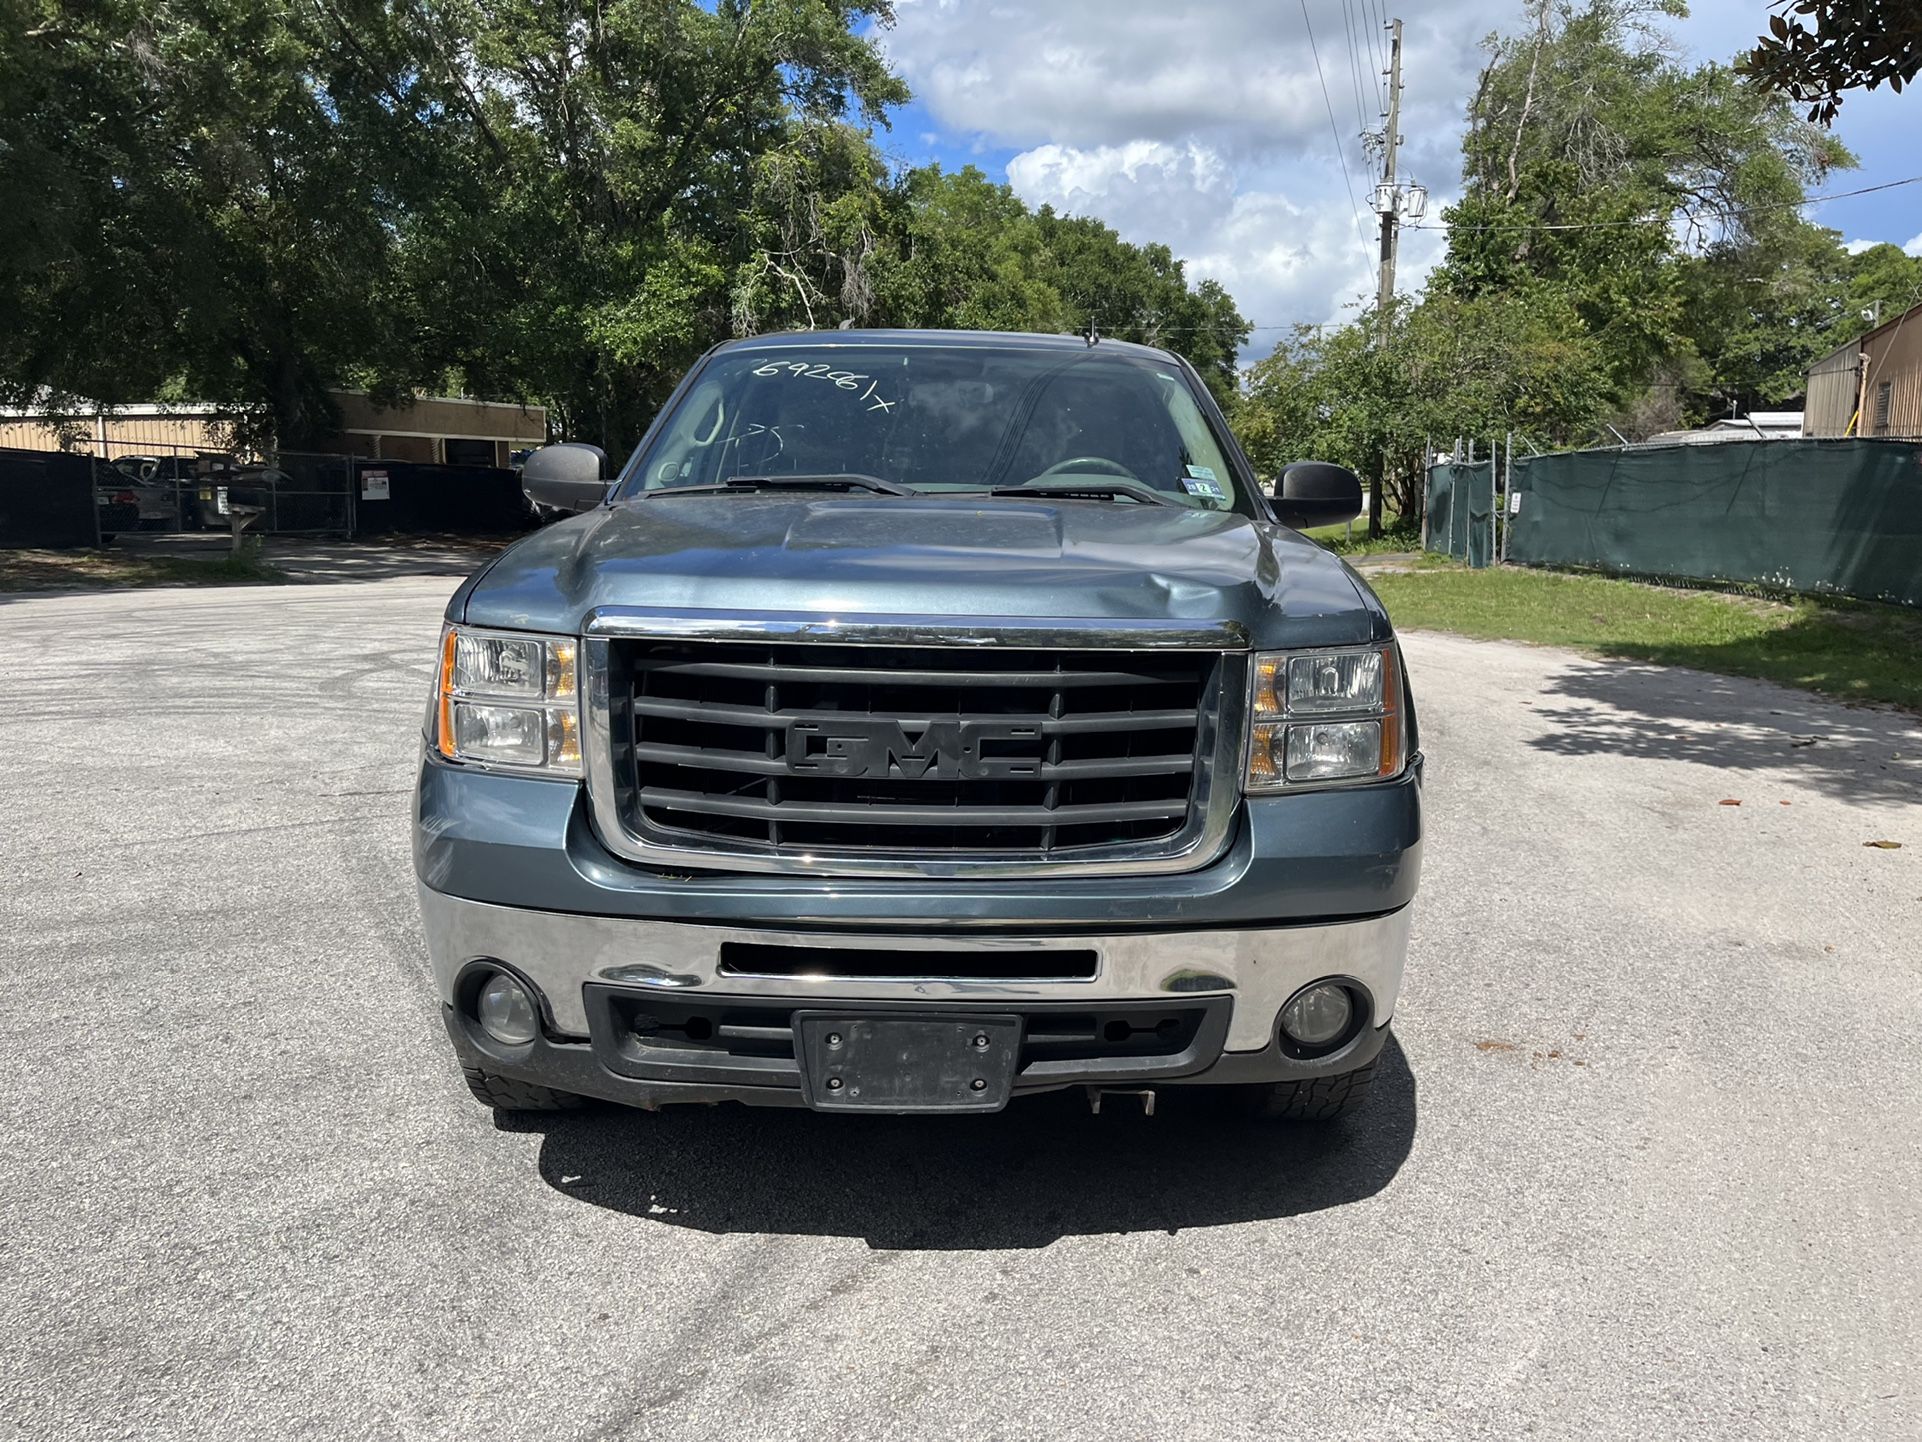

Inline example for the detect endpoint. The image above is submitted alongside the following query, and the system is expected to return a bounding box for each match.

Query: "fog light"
[1279,983,1354,1049]
[477,971,540,1045]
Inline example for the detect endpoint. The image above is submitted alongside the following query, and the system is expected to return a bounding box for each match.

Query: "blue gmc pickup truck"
[414,330,1421,1122]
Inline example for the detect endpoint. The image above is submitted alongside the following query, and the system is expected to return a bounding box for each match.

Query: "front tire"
[461,1065,585,1114]
[1221,1059,1377,1121]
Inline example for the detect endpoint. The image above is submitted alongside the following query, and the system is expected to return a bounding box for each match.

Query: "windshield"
[620,343,1253,514]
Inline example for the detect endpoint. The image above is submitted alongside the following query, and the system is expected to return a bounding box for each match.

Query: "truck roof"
[716,328,1182,363]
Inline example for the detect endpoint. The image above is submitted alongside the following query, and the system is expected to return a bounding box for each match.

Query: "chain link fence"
[1426,438,1922,607]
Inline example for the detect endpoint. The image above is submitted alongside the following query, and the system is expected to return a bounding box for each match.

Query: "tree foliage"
[1,0,466,446]
[1239,0,1907,536]
[1238,290,1612,527]
[0,0,1246,450]
[1741,0,1922,123]
[1434,0,1854,417]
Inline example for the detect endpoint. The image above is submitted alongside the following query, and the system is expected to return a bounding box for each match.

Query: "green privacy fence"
[1423,460,1496,568]
[1500,439,1922,607]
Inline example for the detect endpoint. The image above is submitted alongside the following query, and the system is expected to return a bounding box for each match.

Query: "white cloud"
[878,0,1898,359]
[883,0,1478,161]
[1002,137,1450,341]
[1906,233,1922,258]
[1843,238,1881,255]
[880,0,1495,353]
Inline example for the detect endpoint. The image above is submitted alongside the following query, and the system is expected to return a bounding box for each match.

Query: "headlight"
[1246,644,1403,791]
[433,625,581,776]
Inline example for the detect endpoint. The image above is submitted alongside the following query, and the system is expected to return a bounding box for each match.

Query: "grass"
[1367,562,1922,714]
[0,544,284,592]
[1302,515,1422,557]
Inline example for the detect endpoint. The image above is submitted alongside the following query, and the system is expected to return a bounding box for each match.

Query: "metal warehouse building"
[0,391,547,467]
[1805,301,1922,438]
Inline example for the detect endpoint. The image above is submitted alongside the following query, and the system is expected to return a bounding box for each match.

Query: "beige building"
[1,391,547,468]
[0,402,228,457]
[1805,302,1922,438]
[325,391,547,467]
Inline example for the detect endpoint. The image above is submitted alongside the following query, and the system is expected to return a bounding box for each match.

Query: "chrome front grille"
[599,637,1225,862]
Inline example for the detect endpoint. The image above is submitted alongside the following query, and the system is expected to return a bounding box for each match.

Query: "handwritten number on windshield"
[751,361,897,413]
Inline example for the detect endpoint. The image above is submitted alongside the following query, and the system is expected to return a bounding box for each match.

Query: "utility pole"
[1374,18,1404,348]
[1367,17,1416,536]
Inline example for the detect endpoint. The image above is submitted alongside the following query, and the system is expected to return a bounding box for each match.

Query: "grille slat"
[645,659,1186,689]
[640,788,1191,827]
[628,696,1200,733]
[630,741,1195,780]
[613,640,1216,858]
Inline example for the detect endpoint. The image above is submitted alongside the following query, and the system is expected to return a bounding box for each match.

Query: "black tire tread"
[1232,1059,1377,1121]
[461,1066,585,1113]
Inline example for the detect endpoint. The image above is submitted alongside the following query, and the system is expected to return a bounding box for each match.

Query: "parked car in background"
[92,460,141,539]
[110,455,195,529]
[127,455,201,489]
[127,479,178,529]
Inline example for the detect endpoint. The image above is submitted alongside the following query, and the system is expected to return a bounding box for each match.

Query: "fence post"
[1419,435,1430,550]
[1456,461,1468,559]
[1501,432,1512,563]
[1490,435,1500,565]
[1484,442,1494,567]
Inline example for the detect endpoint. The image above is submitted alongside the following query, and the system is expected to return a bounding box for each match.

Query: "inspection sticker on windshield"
[1180,465,1225,500]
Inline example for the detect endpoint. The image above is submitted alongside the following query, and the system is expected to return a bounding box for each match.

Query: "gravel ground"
[2,578,1917,1441]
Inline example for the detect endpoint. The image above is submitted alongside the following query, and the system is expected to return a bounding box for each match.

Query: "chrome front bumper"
[418,884,1411,1055]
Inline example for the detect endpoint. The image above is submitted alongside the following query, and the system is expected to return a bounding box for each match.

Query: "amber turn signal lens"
[436,627,459,759]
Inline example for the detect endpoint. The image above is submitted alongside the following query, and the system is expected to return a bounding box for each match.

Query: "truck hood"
[454,494,1387,650]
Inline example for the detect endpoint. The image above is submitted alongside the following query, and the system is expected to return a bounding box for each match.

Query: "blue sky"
[863,0,1917,353]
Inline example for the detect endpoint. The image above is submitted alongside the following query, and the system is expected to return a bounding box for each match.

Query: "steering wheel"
[1035,455,1142,483]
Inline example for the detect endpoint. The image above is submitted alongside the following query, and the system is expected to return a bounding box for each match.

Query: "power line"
[1298,0,1375,265]
[1337,0,1372,138]
[1407,173,1922,233]
[1110,172,1918,346]
[1362,0,1388,113]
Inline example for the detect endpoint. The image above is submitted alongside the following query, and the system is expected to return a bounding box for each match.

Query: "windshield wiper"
[644,472,914,498]
[982,481,1178,508]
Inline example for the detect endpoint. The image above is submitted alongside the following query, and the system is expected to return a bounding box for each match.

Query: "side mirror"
[1271,460,1363,530]
[520,443,610,515]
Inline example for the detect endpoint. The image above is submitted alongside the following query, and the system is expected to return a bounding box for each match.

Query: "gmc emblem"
[785,718,1043,780]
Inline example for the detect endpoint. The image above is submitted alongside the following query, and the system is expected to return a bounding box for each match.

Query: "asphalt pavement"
[2,577,1918,1441]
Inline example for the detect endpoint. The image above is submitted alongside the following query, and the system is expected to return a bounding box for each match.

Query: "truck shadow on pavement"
[1526,660,1922,806]
[522,1035,1415,1249]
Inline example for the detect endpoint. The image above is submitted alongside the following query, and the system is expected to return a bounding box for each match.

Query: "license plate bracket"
[794,1011,1022,1113]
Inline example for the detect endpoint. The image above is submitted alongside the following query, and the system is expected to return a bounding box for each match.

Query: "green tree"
[4,0,1246,455]
[1433,0,1852,425]
[1835,242,1922,335]
[1238,288,1612,532]
[395,0,911,448]
[837,166,1250,407]
[1742,0,1922,122]
[1,0,461,445]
